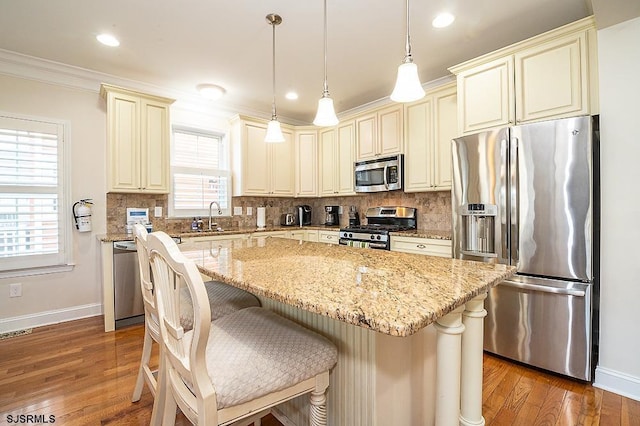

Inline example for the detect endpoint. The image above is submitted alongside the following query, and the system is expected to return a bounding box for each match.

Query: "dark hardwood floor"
[1,316,638,425]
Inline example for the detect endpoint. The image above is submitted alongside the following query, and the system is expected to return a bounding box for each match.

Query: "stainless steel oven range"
[339,206,416,250]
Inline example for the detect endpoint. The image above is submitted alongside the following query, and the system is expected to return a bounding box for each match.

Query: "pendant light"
[313,0,339,127]
[390,0,425,103]
[265,13,285,143]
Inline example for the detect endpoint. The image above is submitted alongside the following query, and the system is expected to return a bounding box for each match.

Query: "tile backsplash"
[106,191,452,235]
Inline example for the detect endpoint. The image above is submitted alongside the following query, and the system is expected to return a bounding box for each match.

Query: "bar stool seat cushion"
[183,306,337,409]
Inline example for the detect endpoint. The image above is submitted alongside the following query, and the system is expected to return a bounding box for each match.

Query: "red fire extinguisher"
[73,199,93,232]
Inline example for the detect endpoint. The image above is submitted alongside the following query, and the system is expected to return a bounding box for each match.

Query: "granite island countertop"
[180,236,513,337]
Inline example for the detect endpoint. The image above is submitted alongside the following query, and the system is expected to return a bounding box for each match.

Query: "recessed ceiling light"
[432,12,455,28]
[285,92,299,100]
[96,34,120,47]
[197,84,226,101]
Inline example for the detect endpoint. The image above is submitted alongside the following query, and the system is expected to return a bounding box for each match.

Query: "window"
[170,126,231,218]
[0,113,70,273]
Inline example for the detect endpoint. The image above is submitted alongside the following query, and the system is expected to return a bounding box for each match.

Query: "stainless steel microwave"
[354,154,403,193]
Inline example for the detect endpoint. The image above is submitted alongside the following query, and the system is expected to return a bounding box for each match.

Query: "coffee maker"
[324,206,339,226]
[348,205,360,227]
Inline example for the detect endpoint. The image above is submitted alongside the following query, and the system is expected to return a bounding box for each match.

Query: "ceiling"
[0,0,629,125]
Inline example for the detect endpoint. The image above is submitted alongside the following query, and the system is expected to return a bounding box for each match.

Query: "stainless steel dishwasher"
[113,236,182,328]
[113,240,145,328]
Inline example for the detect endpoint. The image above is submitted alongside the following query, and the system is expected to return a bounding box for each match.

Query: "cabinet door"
[433,86,457,189]
[378,104,403,156]
[108,92,140,191]
[404,99,433,192]
[336,121,356,195]
[458,56,514,134]
[270,129,294,196]
[319,128,337,196]
[515,33,588,123]
[295,130,318,197]
[355,113,376,160]
[243,123,270,195]
[140,99,170,193]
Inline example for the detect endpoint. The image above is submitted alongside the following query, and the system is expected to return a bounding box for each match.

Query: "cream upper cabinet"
[101,84,174,193]
[319,120,356,196]
[449,16,597,135]
[295,128,318,197]
[231,116,294,197]
[355,104,403,160]
[456,57,514,134]
[515,32,589,123]
[405,83,457,192]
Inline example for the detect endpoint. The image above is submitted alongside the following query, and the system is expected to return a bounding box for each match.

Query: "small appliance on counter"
[280,213,296,226]
[126,208,152,234]
[348,205,360,227]
[296,205,312,227]
[324,206,339,226]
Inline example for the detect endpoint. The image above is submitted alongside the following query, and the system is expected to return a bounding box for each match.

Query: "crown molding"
[0,48,307,124]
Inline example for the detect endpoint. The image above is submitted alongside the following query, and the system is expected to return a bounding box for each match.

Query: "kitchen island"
[180,236,515,426]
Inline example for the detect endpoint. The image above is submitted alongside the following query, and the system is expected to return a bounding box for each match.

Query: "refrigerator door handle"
[500,279,586,297]
[500,138,509,261]
[510,137,519,265]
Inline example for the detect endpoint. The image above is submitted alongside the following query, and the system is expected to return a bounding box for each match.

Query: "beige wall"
[0,75,107,326]
[595,16,640,399]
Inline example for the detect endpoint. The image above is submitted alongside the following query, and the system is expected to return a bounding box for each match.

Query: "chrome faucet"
[208,201,222,231]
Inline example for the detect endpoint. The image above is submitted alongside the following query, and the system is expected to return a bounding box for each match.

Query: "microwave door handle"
[383,164,389,189]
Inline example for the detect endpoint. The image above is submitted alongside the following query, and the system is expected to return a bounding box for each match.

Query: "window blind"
[0,115,68,271]
[170,127,230,217]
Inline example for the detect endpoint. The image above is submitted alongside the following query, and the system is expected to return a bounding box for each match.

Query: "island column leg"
[434,305,465,426]
[460,293,488,426]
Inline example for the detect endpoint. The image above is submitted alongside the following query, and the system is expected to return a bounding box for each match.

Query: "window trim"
[169,125,232,218]
[0,111,73,274]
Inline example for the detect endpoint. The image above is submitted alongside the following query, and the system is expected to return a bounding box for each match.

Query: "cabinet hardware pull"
[417,244,426,249]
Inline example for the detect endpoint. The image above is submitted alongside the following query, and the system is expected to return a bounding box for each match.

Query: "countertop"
[98,225,451,242]
[180,237,513,337]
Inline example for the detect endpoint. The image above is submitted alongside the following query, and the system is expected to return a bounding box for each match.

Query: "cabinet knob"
[417,244,426,249]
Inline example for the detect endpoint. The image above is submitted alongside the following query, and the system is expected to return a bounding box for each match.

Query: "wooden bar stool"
[147,231,337,426]
[131,224,261,404]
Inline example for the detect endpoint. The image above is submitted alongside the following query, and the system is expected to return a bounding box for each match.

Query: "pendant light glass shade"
[313,0,339,127]
[265,14,285,143]
[390,62,425,102]
[390,0,425,103]
[313,96,339,126]
[265,119,285,143]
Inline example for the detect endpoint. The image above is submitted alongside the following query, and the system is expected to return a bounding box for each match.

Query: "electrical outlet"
[233,206,243,216]
[246,207,253,216]
[338,206,343,215]
[9,283,22,298]
[154,206,163,217]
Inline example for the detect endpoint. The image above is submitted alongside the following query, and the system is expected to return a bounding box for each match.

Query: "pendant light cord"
[404,0,413,63]
[322,0,329,96]
[271,20,278,119]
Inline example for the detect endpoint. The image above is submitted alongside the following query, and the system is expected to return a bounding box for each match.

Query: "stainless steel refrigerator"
[451,115,599,381]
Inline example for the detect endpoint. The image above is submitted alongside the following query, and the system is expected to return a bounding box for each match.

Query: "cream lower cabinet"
[355,104,403,160]
[231,116,294,197]
[318,230,340,244]
[319,121,356,196]
[100,84,174,193]
[295,128,318,197]
[289,229,319,242]
[181,233,249,244]
[450,16,597,135]
[390,235,452,258]
[405,83,457,192]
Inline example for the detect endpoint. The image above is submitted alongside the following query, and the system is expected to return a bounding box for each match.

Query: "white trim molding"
[594,366,640,402]
[0,303,102,334]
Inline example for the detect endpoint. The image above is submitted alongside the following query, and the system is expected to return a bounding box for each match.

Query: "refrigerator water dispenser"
[461,203,497,257]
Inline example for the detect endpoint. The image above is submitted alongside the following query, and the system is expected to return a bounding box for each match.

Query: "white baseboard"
[594,366,640,402]
[0,303,102,333]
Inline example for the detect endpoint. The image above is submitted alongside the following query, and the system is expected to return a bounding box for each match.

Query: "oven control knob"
[376,235,381,240]
[370,235,374,240]
[348,233,353,238]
